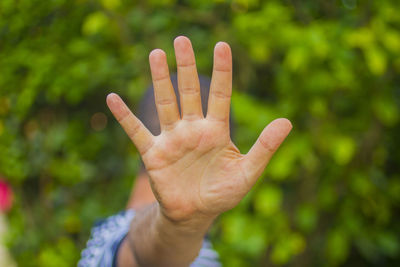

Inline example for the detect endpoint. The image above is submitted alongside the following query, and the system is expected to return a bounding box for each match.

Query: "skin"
[126,171,156,210]
[107,36,292,267]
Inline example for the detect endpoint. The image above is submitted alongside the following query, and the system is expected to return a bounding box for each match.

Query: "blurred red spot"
[0,180,13,212]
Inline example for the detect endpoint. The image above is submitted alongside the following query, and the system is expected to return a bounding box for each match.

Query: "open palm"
[107,36,292,223]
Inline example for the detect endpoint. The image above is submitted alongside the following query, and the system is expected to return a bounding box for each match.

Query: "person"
[79,36,292,267]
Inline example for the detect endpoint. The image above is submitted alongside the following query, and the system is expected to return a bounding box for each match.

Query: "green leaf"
[82,12,109,35]
[254,184,282,216]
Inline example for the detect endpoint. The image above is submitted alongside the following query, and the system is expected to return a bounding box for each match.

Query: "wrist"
[129,203,213,267]
[156,203,215,237]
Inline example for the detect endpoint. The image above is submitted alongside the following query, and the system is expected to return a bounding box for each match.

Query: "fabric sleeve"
[78,209,221,267]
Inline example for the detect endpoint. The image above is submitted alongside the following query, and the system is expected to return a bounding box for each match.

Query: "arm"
[107,36,292,267]
[122,172,208,267]
[126,172,156,210]
[118,203,212,267]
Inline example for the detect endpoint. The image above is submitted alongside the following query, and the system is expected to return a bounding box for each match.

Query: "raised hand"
[107,36,292,224]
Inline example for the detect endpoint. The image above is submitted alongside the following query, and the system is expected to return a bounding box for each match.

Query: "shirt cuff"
[79,209,221,267]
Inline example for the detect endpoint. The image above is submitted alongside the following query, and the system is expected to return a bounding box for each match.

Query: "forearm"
[118,203,213,267]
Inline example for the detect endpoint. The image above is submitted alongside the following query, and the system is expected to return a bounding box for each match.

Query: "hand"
[107,36,292,225]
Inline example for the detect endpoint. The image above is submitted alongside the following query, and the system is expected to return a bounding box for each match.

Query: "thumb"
[241,118,292,185]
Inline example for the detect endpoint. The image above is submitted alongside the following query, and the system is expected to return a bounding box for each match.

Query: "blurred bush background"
[1,0,400,266]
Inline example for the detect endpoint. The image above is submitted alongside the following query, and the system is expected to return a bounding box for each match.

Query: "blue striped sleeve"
[78,209,221,267]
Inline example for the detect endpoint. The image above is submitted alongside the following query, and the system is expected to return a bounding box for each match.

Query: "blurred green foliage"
[1,0,400,266]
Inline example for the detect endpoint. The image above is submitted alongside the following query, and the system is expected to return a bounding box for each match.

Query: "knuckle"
[180,87,199,94]
[157,99,175,106]
[211,90,230,99]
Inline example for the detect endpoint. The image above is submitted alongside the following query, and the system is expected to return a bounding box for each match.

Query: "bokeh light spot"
[90,112,108,131]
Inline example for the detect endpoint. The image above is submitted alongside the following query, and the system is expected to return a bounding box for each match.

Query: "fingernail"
[106,93,119,106]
